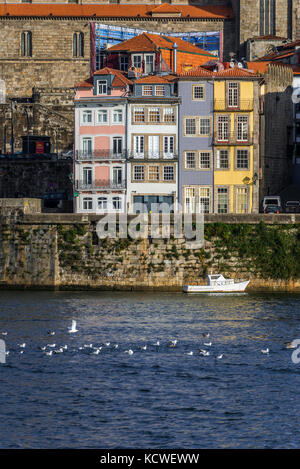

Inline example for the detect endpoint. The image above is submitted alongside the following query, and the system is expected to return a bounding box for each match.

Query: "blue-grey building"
[178,72,214,213]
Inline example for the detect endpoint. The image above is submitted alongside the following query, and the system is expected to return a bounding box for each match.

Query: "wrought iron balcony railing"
[76,179,126,190]
[214,132,254,145]
[75,150,127,161]
[128,151,178,161]
[214,100,254,111]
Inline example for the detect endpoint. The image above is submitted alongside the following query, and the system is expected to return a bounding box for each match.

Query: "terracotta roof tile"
[0,4,234,19]
[133,74,176,84]
[108,32,215,58]
[75,77,93,88]
[94,67,132,86]
[180,65,259,78]
[150,3,182,15]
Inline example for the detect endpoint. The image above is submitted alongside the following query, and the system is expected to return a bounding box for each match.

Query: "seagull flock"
[0,323,295,360]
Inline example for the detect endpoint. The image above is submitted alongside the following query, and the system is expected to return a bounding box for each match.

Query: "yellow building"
[213,67,263,213]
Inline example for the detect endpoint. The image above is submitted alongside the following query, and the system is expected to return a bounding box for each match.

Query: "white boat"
[183,274,250,293]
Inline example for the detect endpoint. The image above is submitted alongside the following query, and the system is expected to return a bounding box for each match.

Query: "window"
[95,53,105,71]
[185,118,196,136]
[98,197,107,210]
[82,110,92,124]
[112,197,122,211]
[134,107,145,123]
[199,152,211,170]
[97,110,108,124]
[21,31,32,57]
[148,166,160,181]
[73,32,84,57]
[83,197,93,210]
[155,85,165,97]
[192,85,205,101]
[149,107,160,123]
[142,86,152,96]
[82,138,92,155]
[163,166,174,181]
[216,149,229,169]
[217,187,228,213]
[236,149,249,169]
[163,108,175,123]
[113,137,122,155]
[145,55,154,74]
[148,135,159,159]
[199,118,211,136]
[236,187,248,214]
[237,116,249,141]
[228,82,239,108]
[184,187,196,213]
[113,166,122,185]
[120,56,129,71]
[199,187,210,213]
[83,167,92,185]
[185,152,196,169]
[134,166,145,181]
[217,116,229,141]
[163,136,174,158]
[134,136,144,157]
[113,109,123,124]
[97,80,107,95]
[132,55,142,69]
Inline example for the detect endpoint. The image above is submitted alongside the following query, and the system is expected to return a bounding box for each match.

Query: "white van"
[262,196,282,211]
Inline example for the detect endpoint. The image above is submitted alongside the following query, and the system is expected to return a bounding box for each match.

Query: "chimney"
[173,42,178,74]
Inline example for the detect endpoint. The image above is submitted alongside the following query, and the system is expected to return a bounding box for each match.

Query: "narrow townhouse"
[74,67,132,214]
[213,67,262,213]
[127,75,180,213]
[178,68,214,213]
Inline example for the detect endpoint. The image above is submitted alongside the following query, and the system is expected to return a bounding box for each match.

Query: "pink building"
[74,67,132,213]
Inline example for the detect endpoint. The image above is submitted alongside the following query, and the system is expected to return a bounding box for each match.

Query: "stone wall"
[0,211,299,291]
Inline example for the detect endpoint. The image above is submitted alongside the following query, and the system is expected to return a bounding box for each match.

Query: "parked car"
[285,200,300,213]
[264,205,280,214]
[262,196,282,212]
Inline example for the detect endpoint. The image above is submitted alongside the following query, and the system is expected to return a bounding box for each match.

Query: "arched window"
[21,31,32,57]
[73,32,84,57]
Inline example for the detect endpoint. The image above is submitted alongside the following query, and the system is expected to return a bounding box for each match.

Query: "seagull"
[261,348,269,354]
[84,344,93,348]
[1,332,7,336]
[199,349,210,356]
[217,354,223,360]
[202,333,210,338]
[141,345,147,351]
[39,346,46,351]
[62,345,68,350]
[114,344,119,349]
[54,347,64,354]
[68,320,78,333]
[153,341,160,346]
[47,343,56,348]
[125,349,134,355]
[170,339,178,347]
[47,331,55,336]
[92,349,101,355]
[20,350,24,355]
[186,351,194,356]
[204,342,212,347]
[19,343,26,348]
[105,342,110,347]
[5,351,10,356]
[45,350,53,356]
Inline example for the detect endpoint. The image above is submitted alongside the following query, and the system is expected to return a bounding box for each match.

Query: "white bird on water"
[170,339,177,347]
[153,341,160,346]
[92,348,101,355]
[204,342,212,347]
[141,345,147,351]
[186,351,194,356]
[19,343,26,348]
[217,354,223,360]
[47,331,55,336]
[45,350,53,356]
[125,349,134,355]
[199,349,210,356]
[261,348,269,354]
[202,333,210,339]
[1,332,7,336]
[68,320,78,333]
[47,343,56,348]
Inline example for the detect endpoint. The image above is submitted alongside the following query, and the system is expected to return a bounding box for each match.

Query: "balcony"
[214,100,254,111]
[76,179,126,191]
[128,152,178,161]
[214,132,253,145]
[75,150,127,161]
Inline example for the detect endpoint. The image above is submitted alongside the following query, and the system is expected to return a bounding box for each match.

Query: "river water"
[0,290,299,449]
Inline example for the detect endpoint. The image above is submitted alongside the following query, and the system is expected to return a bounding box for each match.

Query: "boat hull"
[183,280,250,293]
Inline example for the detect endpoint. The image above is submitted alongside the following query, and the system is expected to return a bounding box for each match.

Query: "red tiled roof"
[94,67,132,86]
[180,65,259,78]
[150,3,182,15]
[134,74,176,84]
[246,61,271,73]
[75,77,93,88]
[108,32,215,58]
[0,4,234,19]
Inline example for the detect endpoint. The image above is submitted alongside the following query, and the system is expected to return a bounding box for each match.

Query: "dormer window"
[142,85,152,96]
[97,80,107,95]
[155,85,165,96]
[145,54,155,74]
